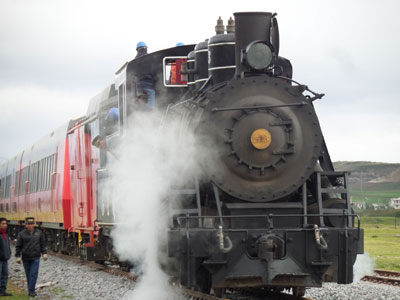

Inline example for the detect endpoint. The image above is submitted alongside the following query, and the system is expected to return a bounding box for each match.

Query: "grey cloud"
[1,0,400,162]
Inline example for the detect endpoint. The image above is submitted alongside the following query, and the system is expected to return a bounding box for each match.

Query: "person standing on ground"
[15,217,48,297]
[0,218,12,297]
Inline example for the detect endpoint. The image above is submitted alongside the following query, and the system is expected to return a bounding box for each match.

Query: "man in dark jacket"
[135,41,156,109]
[0,218,12,296]
[15,217,47,297]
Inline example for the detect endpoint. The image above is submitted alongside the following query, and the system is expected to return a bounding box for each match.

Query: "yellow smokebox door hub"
[251,129,272,150]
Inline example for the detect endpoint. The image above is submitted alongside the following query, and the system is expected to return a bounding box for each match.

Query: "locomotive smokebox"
[234,12,273,77]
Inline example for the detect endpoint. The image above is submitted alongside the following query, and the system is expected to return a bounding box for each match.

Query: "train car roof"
[20,122,71,167]
[127,44,194,74]
[0,153,21,176]
[0,120,79,174]
[0,161,8,178]
[86,84,117,116]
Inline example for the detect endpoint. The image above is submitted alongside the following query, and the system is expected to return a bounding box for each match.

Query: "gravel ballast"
[7,247,400,300]
[306,281,400,300]
[8,248,136,300]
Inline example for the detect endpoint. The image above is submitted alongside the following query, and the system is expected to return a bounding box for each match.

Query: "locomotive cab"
[114,45,194,126]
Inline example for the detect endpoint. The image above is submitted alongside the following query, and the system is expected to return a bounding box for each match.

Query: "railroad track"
[48,250,139,281]
[181,288,228,300]
[374,269,400,278]
[41,251,400,299]
[166,287,313,300]
[222,288,314,300]
[361,269,400,286]
[48,251,313,300]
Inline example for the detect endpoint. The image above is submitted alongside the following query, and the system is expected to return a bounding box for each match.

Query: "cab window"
[163,57,188,87]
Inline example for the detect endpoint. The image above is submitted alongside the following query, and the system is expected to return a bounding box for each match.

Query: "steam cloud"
[353,253,375,282]
[107,110,201,300]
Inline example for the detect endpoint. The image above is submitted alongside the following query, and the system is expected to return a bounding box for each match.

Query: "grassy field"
[5,280,72,300]
[4,280,33,300]
[351,190,400,204]
[362,216,400,271]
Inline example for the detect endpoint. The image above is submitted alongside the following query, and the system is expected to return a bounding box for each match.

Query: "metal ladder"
[316,171,353,227]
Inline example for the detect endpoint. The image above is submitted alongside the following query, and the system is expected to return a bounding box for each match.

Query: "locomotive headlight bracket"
[242,40,274,71]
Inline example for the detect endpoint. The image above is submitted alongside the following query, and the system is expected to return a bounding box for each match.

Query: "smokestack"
[234,12,273,77]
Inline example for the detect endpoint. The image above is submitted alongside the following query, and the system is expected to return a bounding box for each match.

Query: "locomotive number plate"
[251,129,272,150]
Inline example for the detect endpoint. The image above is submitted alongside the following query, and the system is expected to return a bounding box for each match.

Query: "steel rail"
[361,275,400,286]
[374,269,400,278]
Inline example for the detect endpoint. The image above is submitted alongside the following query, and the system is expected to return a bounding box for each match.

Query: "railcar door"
[69,124,95,229]
[94,104,120,225]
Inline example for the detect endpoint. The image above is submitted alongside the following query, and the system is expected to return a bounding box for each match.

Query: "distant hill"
[333,161,400,204]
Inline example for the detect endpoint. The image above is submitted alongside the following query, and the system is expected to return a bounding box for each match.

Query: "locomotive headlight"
[244,41,274,70]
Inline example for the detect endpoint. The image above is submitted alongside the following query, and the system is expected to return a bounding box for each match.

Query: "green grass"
[359,210,400,218]
[352,195,391,204]
[5,280,73,299]
[51,287,73,299]
[362,217,400,272]
[4,280,31,300]
[351,190,400,205]
[362,216,400,226]
[352,190,400,198]
[334,161,386,169]
[360,182,400,192]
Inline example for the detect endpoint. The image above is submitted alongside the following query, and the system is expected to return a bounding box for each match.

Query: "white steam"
[108,110,200,300]
[353,253,375,282]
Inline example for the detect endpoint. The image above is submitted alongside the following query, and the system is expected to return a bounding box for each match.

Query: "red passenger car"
[0,117,99,255]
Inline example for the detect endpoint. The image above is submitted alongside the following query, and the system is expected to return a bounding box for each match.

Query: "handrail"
[175,213,362,240]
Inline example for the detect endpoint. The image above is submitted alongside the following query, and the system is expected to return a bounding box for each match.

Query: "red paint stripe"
[62,137,72,230]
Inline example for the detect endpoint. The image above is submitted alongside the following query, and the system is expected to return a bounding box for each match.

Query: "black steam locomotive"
[160,12,364,298]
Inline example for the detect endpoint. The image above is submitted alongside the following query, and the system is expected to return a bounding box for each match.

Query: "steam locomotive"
[0,12,363,298]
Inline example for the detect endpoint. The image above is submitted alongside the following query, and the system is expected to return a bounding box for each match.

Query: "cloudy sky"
[0,0,399,163]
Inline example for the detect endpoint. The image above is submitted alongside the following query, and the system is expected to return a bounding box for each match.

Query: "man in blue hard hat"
[104,107,119,134]
[176,42,184,46]
[134,41,155,109]
[136,41,148,58]
[92,107,120,156]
